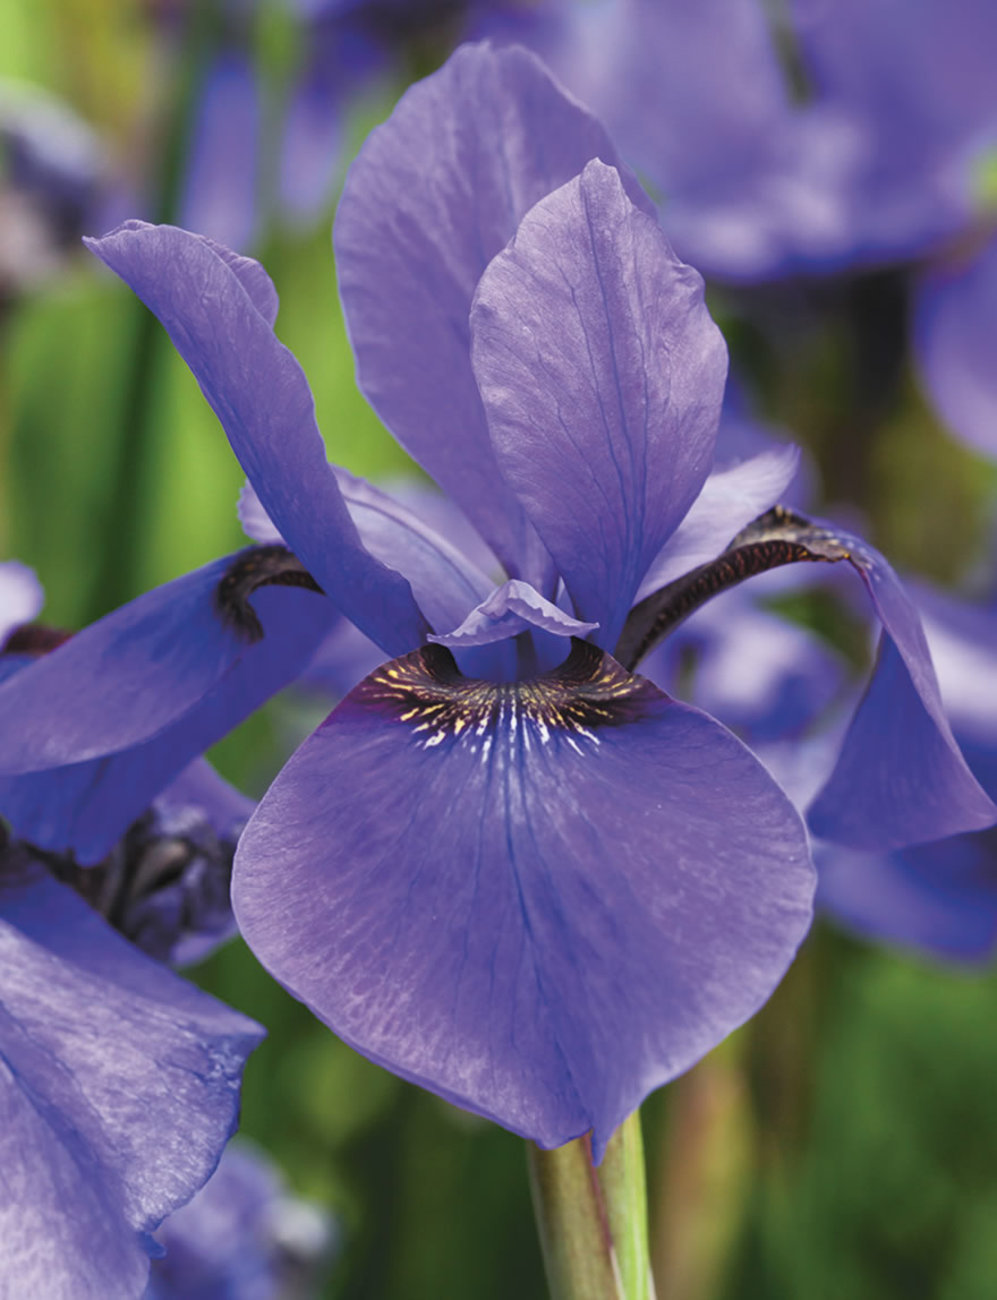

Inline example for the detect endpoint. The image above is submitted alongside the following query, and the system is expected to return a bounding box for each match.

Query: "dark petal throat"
[215,545,325,641]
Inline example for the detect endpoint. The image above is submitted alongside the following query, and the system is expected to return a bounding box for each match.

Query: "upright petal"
[86,222,426,656]
[0,865,263,1299]
[334,41,654,582]
[234,641,813,1158]
[472,161,727,649]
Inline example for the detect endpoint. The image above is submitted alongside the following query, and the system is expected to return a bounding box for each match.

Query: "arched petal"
[807,532,996,849]
[334,41,654,582]
[0,867,263,1299]
[0,585,333,861]
[86,222,426,656]
[914,236,997,459]
[429,579,597,649]
[234,642,814,1157]
[472,160,727,649]
[636,444,801,598]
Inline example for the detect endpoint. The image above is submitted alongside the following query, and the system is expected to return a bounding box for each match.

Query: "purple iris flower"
[1,45,993,1158]
[482,0,997,459]
[0,562,266,1298]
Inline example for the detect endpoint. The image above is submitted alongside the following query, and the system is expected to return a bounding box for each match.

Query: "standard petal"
[234,641,813,1157]
[635,444,801,598]
[86,222,426,656]
[0,583,333,861]
[807,532,997,849]
[334,41,654,582]
[0,866,263,1300]
[472,160,728,649]
[914,236,997,459]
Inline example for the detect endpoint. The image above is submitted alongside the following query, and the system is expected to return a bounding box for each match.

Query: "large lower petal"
[87,222,425,657]
[234,640,813,1157]
[0,865,263,1300]
[334,41,654,582]
[472,160,727,648]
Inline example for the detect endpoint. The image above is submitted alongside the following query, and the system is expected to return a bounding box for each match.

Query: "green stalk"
[87,0,222,618]
[528,1113,655,1300]
[597,1112,656,1300]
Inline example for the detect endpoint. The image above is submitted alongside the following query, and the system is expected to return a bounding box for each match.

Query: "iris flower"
[0,45,992,1158]
[476,0,997,457]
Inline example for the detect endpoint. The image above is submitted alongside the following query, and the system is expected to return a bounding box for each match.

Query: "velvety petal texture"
[808,531,997,849]
[472,160,727,648]
[334,41,654,582]
[0,866,264,1300]
[86,222,426,656]
[234,642,814,1157]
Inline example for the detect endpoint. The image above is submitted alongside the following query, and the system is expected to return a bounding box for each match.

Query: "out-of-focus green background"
[4,3,997,1298]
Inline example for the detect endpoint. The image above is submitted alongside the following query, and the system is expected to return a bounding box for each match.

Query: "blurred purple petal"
[0,561,44,642]
[334,41,653,582]
[148,1142,334,1300]
[0,867,263,1299]
[87,222,426,655]
[179,52,261,253]
[816,831,997,965]
[234,641,813,1157]
[914,234,997,458]
[472,160,726,648]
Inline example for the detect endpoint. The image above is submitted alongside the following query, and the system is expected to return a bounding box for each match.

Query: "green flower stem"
[598,1112,657,1300]
[528,1112,656,1300]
